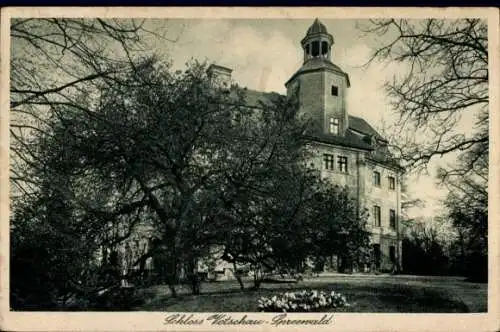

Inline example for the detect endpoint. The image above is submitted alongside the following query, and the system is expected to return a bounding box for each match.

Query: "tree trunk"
[253,265,263,289]
[188,259,201,295]
[168,283,177,297]
[233,262,245,290]
[165,257,178,297]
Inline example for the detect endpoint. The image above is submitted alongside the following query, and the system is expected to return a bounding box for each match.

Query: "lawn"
[134,274,487,313]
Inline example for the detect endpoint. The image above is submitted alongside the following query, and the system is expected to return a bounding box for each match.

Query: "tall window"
[329,118,339,135]
[373,171,381,187]
[331,85,338,96]
[323,154,334,170]
[388,176,396,190]
[373,205,381,227]
[312,41,320,57]
[337,156,348,173]
[389,209,396,229]
[389,246,396,263]
[321,41,328,56]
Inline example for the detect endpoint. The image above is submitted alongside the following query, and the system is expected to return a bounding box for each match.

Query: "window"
[337,156,348,173]
[331,85,338,96]
[389,246,396,263]
[373,171,381,187]
[323,154,334,170]
[373,205,381,227]
[389,209,396,229]
[388,176,396,190]
[305,44,310,55]
[321,41,328,56]
[329,117,339,135]
[312,41,320,57]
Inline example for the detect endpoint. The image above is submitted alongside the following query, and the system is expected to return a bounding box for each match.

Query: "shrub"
[258,289,349,312]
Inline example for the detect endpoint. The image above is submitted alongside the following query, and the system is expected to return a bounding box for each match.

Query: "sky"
[142,18,448,219]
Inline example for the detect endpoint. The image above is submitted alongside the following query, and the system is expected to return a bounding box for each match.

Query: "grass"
[134,274,487,313]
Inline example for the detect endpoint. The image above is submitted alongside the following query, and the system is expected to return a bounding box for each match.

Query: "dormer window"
[331,85,338,96]
[329,117,339,135]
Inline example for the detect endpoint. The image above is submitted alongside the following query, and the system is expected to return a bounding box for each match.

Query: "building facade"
[209,19,404,273]
[287,19,404,272]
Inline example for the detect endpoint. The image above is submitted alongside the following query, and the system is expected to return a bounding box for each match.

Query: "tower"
[285,18,350,137]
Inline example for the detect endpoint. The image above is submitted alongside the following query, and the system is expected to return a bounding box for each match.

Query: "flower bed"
[257,289,349,312]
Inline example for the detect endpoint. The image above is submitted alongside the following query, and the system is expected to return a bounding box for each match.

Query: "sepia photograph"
[1,6,498,332]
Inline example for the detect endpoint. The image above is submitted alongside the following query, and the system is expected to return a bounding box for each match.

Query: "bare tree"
[10,18,180,198]
[359,19,488,181]
[359,19,489,280]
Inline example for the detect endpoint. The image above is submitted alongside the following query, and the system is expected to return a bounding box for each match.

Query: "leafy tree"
[401,216,457,276]
[212,89,316,289]
[10,56,236,305]
[12,54,341,304]
[307,184,371,273]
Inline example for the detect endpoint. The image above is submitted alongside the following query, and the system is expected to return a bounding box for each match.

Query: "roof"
[207,64,233,74]
[367,150,405,171]
[285,58,350,87]
[305,130,374,151]
[242,89,282,108]
[349,115,384,140]
[227,87,400,167]
[307,18,328,35]
[233,88,384,140]
[227,88,282,108]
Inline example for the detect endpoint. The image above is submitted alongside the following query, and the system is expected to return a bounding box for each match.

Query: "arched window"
[312,41,320,57]
[305,43,310,55]
[321,41,328,57]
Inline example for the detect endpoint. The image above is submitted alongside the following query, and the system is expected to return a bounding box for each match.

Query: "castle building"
[108,19,403,280]
[209,19,404,272]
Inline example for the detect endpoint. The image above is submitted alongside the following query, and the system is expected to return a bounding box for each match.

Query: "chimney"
[207,64,232,88]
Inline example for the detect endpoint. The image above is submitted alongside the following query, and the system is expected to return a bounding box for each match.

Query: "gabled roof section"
[348,115,384,140]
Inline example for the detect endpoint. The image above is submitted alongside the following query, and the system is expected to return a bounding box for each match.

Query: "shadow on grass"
[136,280,473,313]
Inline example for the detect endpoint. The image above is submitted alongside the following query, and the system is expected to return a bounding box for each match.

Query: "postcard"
[1,6,498,332]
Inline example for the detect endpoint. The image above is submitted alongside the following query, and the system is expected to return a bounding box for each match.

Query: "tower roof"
[284,57,350,88]
[306,18,328,35]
